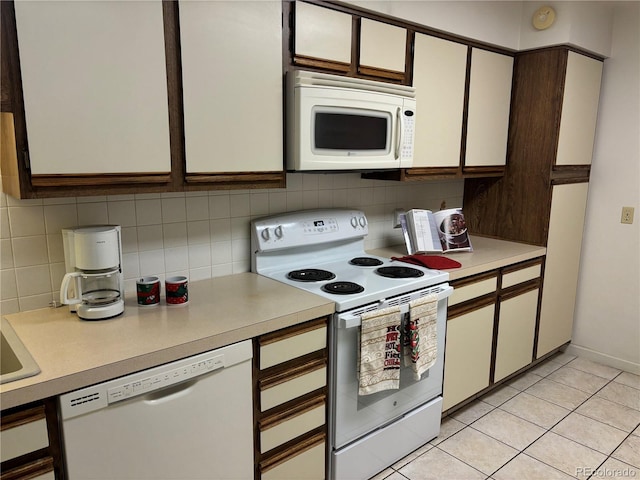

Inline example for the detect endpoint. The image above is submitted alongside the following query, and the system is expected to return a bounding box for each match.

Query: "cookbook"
[399,208,472,254]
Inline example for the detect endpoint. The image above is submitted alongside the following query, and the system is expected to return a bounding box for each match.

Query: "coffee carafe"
[60,225,124,320]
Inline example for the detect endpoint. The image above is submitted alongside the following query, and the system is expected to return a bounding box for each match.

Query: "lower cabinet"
[443,302,495,411]
[254,317,329,480]
[442,259,543,413]
[537,183,589,358]
[0,400,61,480]
[494,288,539,382]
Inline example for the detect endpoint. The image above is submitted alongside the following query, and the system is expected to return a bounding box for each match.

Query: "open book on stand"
[399,208,473,254]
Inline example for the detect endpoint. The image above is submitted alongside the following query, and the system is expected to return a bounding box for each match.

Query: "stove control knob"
[359,216,367,228]
[274,225,283,238]
[261,228,270,241]
[350,217,358,229]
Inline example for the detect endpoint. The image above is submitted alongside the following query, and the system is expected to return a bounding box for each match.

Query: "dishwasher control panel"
[59,340,252,420]
[107,354,224,402]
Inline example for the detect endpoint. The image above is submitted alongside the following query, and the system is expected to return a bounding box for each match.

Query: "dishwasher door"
[59,340,253,480]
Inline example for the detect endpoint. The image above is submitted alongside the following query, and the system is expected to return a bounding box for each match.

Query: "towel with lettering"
[358,305,402,396]
[404,294,438,381]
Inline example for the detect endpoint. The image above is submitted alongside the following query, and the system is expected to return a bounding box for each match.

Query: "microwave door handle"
[395,107,403,160]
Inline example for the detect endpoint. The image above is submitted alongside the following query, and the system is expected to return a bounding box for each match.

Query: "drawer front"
[449,277,497,306]
[261,404,325,453]
[261,441,325,480]
[502,264,541,289]
[0,417,49,462]
[261,366,327,411]
[260,325,327,370]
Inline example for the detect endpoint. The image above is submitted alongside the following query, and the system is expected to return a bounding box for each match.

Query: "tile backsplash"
[0,173,463,314]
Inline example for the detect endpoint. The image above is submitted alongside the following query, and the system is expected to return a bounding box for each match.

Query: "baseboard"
[564,344,640,375]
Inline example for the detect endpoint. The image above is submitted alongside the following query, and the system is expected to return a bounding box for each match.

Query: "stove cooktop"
[251,209,449,312]
[263,254,447,312]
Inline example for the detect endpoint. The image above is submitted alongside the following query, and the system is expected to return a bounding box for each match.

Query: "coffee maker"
[60,225,125,320]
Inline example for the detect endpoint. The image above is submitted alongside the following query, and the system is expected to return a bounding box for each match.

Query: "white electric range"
[251,209,452,480]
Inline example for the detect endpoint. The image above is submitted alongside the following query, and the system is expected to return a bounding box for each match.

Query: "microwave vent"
[291,70,415,98]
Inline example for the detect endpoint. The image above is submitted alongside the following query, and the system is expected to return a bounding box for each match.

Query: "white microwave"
[287,70,416,171]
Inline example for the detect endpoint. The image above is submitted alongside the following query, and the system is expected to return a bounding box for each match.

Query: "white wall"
[349,1,523,49]
[519,2,614,56]
[569,3,640,373]
[348,1,615,56]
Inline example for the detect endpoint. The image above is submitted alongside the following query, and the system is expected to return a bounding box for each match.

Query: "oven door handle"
[339,285,453,329]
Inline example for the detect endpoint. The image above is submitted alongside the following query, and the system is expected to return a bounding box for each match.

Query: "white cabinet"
[14,1,171,175]
[556,52,603,166]
[465,49,513,168]
[494,289,539,382]
[359,18,406,74]
[412,34,467,168]
[537,183,589,358]
[442,303,495,411]
[179,1,283,174]
[294,2,352,66]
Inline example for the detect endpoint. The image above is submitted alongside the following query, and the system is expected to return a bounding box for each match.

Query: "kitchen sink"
[1,317,40,384]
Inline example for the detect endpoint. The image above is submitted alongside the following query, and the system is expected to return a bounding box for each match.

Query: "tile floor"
[371,352,640,480]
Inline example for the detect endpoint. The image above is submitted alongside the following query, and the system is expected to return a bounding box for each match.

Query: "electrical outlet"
[621,206,634,224]
[393,209,405,228]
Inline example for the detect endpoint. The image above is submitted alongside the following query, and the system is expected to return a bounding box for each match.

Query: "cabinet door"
[465,49,513,168]
[442,304,495,411]
[14,1,171,175]
[537,183,589,358]
[359,18,406,74]
[294,2,352,67]
[556,52,603,166]
[179,1,282,174]
[494,289,539,382]
[412,34,467,168]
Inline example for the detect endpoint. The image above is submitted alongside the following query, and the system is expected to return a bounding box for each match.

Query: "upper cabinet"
[465,49,514,170]
[359,19,407,81]
[179,1,283,182]
[555,52,603,166]
[14,1,171,177]
[412,34,467,169]
[1,0,285,199]
[294,1,352,71]
[291,1,408,82]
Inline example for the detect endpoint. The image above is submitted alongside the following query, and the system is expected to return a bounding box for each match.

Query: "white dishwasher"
[59,340,253,480]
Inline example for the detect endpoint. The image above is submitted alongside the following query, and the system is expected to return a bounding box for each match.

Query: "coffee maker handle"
[60,272,83,305]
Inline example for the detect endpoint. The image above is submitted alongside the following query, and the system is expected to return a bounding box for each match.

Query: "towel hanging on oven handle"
[339,284,453,329]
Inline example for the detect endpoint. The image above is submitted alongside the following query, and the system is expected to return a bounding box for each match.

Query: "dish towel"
[358,305,403,396]
[404,294,439,381]
[392,254,462,269]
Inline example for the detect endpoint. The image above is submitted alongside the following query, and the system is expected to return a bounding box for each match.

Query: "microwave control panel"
[401,109,415,160]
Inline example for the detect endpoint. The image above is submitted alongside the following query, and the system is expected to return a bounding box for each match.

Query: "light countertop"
[369,235,546,281]
[2,236,545,410]
[1,273,334,410]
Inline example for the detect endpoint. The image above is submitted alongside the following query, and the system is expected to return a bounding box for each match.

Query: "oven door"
[330,285,452,449]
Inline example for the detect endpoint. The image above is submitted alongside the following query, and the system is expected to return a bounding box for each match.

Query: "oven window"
[313,108,389,151]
